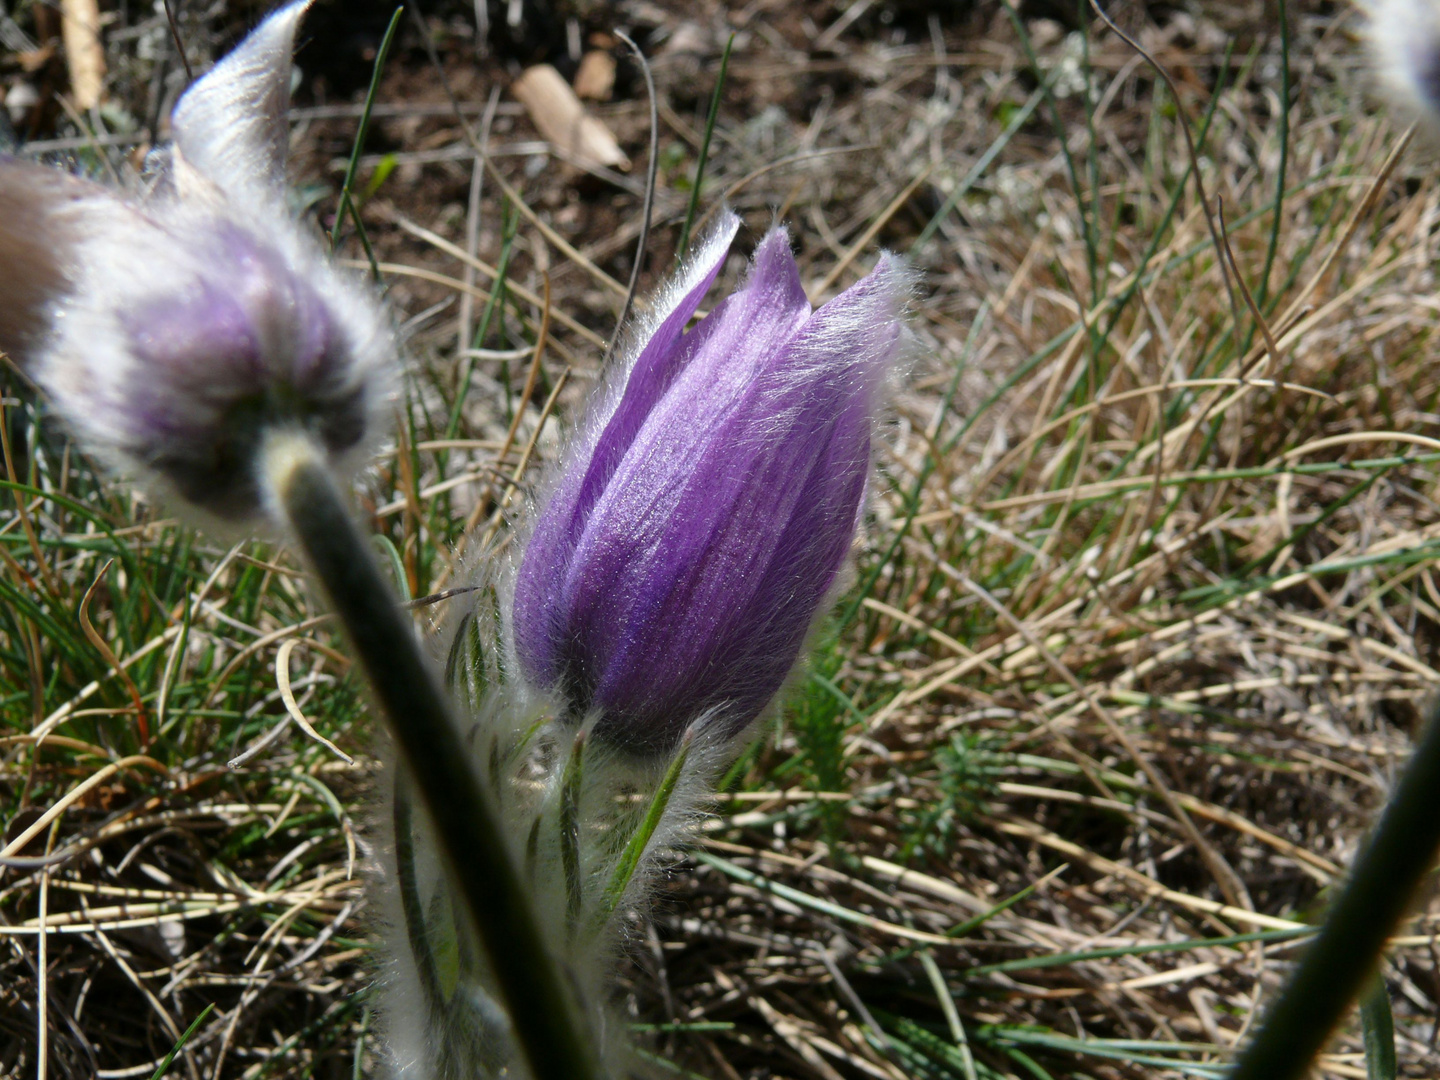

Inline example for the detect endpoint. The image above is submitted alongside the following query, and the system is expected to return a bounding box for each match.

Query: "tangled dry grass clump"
[3,0,1440,1077]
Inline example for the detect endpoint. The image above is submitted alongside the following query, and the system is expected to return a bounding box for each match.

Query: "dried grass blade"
[273,638,353,765]
[77,559,149,744]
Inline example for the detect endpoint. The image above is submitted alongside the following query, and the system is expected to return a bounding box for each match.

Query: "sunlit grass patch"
[3,1,1440,1077]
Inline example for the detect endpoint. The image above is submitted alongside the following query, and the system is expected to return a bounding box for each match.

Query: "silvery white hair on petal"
[512,213,912,754]
[169,1,306,206]
[376,217,911,1077]
[0,0,395,531]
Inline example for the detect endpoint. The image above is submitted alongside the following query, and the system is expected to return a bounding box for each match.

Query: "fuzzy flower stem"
[1229,698,1440,1080]
[392,776,445,1002]
[262,432,602,1080]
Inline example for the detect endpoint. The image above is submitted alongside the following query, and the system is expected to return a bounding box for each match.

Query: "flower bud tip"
[514,221,910,755]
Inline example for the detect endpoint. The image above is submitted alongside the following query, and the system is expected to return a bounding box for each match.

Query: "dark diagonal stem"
[262,433,601,1080]
[1229,699,1440,1080]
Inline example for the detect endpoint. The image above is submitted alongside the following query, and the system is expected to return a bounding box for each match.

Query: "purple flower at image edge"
[513,215,910,755]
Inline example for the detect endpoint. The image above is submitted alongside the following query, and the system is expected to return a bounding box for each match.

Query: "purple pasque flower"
[0,1,394,529]
[513,213,908,755]
[109,221,375,520]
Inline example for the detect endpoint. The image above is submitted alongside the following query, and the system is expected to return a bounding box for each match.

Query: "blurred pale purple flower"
[513,214,909,754]
[108,220,375,520]
[0,0,393,527]
[1368,0,1440,130]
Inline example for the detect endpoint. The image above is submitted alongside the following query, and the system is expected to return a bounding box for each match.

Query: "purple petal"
[123,284,261,392]
[209,225,337,389]
[114,222,367,520]
[554,248,907,748]
[171,0,310,199]
[513,213,742,688]
[568,215,755,536]
[121,226,337,401]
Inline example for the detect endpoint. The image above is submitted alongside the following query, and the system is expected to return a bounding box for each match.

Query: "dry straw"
[4,1,1440,1078]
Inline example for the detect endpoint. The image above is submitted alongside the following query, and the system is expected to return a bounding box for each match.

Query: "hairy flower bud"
[0,1,393,527]
[512,214,909,754]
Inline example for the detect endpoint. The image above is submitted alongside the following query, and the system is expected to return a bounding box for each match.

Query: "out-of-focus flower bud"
[512,213,909,755]
[1368,0,1440,130]
[0,161,99,365]
[0,0,394,528]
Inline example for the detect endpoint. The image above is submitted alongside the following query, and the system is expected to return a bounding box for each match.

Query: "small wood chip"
[512,63,628,171]
[16,47,55,75]
[574,49,616,101]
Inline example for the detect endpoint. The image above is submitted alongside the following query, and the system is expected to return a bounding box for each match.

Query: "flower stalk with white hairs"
[0,5,597,1080]
[388,210,911,1078]
[0,3,913,1076]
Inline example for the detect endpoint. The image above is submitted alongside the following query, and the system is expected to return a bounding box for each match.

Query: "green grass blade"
[1362,977,1398,1080]
[560,730,586,924]
[1256,0,1290,309]
[909,86,1045,256]
[370,532,411,601]
[1000,0,1096,297]
[967,926,1313,977]
[148,1002,216,1080]
[600,733,692,918]
[676,33,734,259]
[1002,1047,1056,1080]
[919,949,978,1080]
[946,873,1050,938]
[447,200,518,440]
[329,5,403,278]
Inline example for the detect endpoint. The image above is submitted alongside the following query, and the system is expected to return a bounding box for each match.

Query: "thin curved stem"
[603,30,659,368]
[1087,0,1241,344]
[676,33,734,260]
[161,0,193,83]
[261,431,602,1080]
